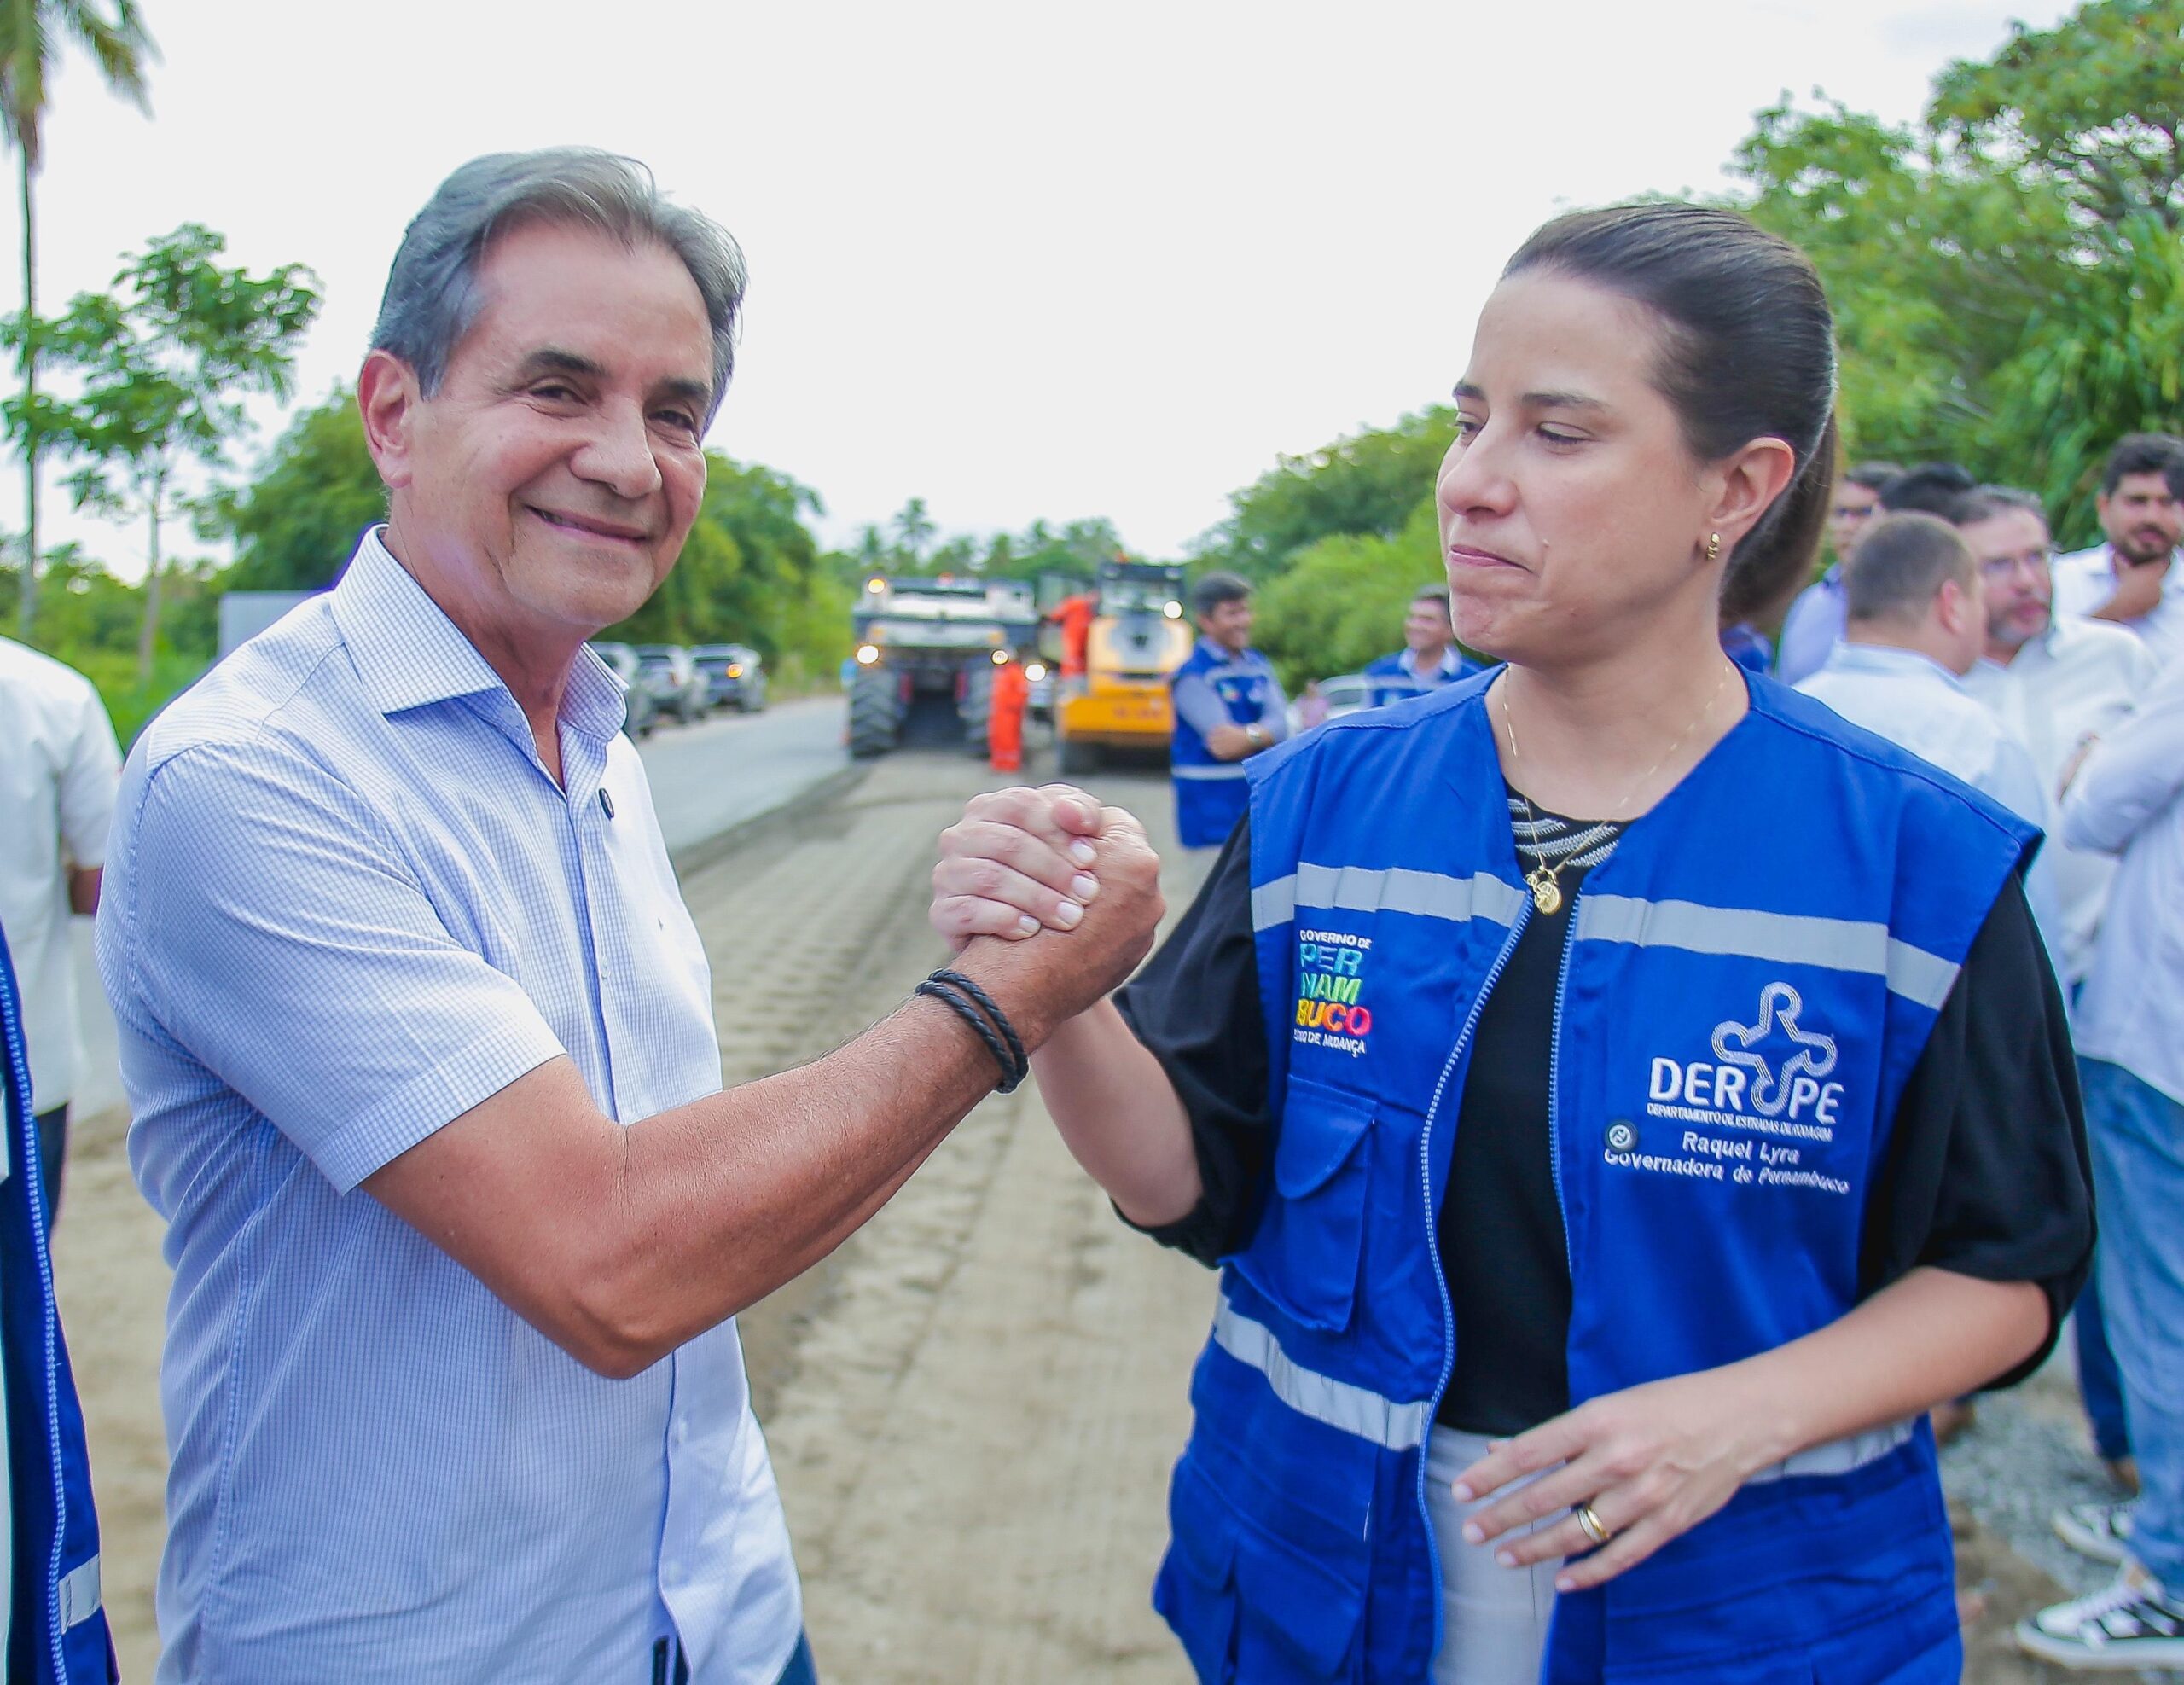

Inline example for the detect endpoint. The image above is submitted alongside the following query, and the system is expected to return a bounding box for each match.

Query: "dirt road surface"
[49,745,2111,1682]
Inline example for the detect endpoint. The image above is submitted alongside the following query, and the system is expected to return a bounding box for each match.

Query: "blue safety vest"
[0,928,117,1683]
[1170,640,1280,849]
[1360,648,1474,709]
[1153,674,2033,1683]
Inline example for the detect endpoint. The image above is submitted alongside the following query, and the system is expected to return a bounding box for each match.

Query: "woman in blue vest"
[0,923,118,1682]
[930,202,2091,1682]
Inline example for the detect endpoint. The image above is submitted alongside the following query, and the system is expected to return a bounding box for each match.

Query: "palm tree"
[0,0,156,638]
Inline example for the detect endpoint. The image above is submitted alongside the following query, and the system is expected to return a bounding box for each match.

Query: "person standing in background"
[0,636,121,1230]
[1362,584,1474,706]
[2020,657,2184,1670]
[1796,512,2064,965]
[1168,572,1287,848]
[1774,460,1902,683]
[2052,433,2184,668]
[1958,483,2155,1499]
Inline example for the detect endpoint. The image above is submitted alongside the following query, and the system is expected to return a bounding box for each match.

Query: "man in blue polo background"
[1361,583,1473,706]
[1167,571,1287,849]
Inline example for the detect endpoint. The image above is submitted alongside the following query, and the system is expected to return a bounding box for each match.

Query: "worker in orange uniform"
[990,654,1031,772]
[1049,592,1097,681]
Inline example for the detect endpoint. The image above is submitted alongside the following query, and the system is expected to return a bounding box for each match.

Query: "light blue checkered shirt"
[96,532,801,1684]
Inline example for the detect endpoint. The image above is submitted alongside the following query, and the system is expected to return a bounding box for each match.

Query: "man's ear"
[1934,576,1970,636]
[357,351,422,492]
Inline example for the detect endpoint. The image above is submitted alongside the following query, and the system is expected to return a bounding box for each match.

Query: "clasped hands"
[928,783,1165,1030]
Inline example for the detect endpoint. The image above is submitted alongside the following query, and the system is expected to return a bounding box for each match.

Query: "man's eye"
[1452,416,1484,440]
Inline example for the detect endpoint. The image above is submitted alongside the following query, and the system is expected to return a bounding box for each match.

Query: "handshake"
[926,784,1167,1049]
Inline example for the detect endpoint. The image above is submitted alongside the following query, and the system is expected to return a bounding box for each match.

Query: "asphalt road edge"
[668,762,871,880]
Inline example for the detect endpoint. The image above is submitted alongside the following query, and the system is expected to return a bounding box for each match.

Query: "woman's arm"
[1461,876,2087,1589]
[1033,1001,1203,1226]
[1455,1269,2044,1590]
[931,785,1252,1236]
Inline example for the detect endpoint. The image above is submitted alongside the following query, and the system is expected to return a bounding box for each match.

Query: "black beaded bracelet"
[915,979,1025,1093]
[929,968,1028,1081]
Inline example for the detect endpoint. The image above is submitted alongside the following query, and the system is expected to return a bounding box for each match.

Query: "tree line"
[5,0,2175,735]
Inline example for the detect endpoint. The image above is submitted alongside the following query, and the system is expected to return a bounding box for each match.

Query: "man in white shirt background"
[1796,511,2063,956]
[2050,433,2184,669]
[2021,655,2184,1669]
[0,635,122,1230]
[1956,482,2155,1497]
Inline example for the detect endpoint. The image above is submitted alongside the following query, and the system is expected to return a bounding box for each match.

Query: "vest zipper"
[0,953,72,1680]
[1548,892,1578,1275]
[1412,900,1531,1665]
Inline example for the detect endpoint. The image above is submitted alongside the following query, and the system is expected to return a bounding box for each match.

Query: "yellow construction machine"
[1055,561,1194,774]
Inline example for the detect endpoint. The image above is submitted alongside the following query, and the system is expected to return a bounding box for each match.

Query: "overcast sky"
[3,0,2072,579]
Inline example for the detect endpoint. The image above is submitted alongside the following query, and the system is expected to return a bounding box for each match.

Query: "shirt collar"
[1824,639,1970,694]
[329,527,627,741]
[1398,646,1461,680]
[1196,636,1252,669]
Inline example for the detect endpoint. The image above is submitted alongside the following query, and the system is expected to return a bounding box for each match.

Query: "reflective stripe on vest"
[1172,764,1249,781]
[1574,894,1961,1011]
[58,1554,100,1632]
[1254,863,1960,1009]
[1217,1294,1916,1480]
[1251,864,1526,933]
[1214,1295,1429,1451]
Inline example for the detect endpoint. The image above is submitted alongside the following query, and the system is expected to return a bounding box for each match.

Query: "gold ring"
[1575,1503,1612,1547]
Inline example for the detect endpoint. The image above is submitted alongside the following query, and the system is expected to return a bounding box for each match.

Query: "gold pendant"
[1527,870,1563,915]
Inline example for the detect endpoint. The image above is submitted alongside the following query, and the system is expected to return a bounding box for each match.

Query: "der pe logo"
[1711,982,1838,1118]
[1294,929,1373,1055]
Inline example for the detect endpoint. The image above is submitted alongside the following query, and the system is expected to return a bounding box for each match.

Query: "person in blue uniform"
[1362,585,1475,706]
[0,922,118,1682]
[931,203,2091,1683]
[1169,572,1287,849]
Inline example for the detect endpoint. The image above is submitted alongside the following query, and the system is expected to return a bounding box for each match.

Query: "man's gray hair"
[1952,484,2048,529]
[371,148,746,423]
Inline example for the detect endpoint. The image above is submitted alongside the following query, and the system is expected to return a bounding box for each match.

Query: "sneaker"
[2017,1563,2184,1670]
[2054,1500,2137,1566]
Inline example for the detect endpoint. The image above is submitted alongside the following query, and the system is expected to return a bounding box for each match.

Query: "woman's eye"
[1452,415,1484,440]
[1539,427,1586,447]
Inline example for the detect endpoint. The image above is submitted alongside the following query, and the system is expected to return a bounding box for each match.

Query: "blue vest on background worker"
[1151,676,2032,1683]
[1170,639,1279,849]
[0,926,116,1683]
[1359,647,1473,708]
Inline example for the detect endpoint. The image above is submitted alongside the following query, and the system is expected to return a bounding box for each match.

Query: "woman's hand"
[931,784,1112,949]
[1449,1367,1784,1592]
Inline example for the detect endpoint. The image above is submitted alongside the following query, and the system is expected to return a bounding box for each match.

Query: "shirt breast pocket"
[1229,1078,1374,1334]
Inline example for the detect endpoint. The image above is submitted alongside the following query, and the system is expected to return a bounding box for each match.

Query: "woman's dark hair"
[1504,203,1838,625]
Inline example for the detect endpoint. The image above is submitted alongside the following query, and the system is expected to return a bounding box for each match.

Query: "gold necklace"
[1498,665,1731,915]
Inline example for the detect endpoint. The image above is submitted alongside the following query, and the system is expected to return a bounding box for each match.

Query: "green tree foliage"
[15,224,318,676]
[599,455,850,683]
[218,390,386,591]
[1,0,156,636]
[1252,500,1445,691]
[1194,407,1454,578]
[1733,0,2184,543]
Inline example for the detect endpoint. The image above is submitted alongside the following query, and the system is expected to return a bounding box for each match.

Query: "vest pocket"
[1228,1079,1374,1333]
[1158,1452,1369,1682]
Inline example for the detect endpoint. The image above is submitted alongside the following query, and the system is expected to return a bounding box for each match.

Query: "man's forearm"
[593,990,1012,1364]
[375,940,1073,1379]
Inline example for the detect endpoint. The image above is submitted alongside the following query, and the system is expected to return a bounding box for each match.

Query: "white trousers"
[1424,1426,1565,1685]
